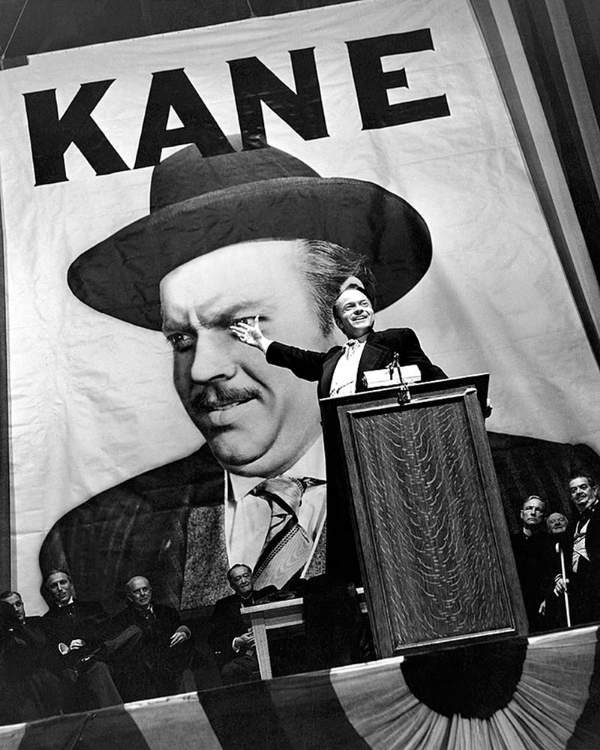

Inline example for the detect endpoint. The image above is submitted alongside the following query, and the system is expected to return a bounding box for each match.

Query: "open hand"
[230,316,268,351]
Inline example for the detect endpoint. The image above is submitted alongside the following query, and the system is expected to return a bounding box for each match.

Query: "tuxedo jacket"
[266,328,447,398]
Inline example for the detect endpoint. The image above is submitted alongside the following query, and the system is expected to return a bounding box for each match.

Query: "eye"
[231,316,255,326]
[166,332,195,352]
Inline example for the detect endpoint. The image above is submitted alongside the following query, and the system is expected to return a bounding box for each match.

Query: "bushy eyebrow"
[161,300,267,334]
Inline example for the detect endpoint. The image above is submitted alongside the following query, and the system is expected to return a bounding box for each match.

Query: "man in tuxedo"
[231,284,445,397]
[107,576,194,702]
[209,564,275,685]
[40,570,122,711]
[40,142,435,611]
[565,474,600,625]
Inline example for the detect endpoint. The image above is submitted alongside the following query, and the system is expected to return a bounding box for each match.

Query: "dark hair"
[332,284,375,326]
[569,473,597,488]
[227,563,252,583]
[297,240,375,335]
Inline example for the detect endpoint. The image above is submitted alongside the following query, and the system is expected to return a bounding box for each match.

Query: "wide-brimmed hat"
[67,143,432,330]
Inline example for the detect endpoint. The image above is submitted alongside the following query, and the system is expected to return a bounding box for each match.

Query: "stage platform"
[1,624,599,749]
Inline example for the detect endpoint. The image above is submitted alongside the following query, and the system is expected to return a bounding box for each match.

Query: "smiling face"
[546,513,568,535]
[228,565,253,597]
[46,572,74,605]
[334,288,375,339]
[160,239,335,476]
[569,476,599,514]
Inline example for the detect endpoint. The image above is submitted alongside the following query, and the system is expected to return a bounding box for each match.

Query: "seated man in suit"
[0,591,64,721]
[210,564,275,685]
[40,569,122,711]
[231,283,446,398]
[107,576,194,702]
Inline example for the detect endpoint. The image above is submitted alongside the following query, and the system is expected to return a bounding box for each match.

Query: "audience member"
[511,495,554,632]
[547,513,569,536]
[40,569,122,711]
[0,592,64,721]
[107,576,194,702]
[541,514,573,630]
[210,564,275,685]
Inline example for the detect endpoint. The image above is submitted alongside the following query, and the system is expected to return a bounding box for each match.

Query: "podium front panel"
[332,386,525,656]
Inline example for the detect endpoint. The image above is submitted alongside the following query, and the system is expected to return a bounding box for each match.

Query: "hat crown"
[150,143,320,212]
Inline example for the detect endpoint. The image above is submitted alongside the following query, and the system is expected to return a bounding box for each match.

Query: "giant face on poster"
[1,0,600,615]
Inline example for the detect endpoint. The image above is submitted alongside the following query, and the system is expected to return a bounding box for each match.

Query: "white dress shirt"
[225,437,327,573]
[329,339,366,396]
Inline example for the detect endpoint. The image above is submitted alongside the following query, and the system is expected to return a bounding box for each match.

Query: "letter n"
[228,49,328,147]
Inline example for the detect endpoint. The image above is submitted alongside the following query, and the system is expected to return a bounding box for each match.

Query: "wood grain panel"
[330,385,524,656]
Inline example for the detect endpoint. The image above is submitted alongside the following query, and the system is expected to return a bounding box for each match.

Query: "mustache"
[191,385,260,412]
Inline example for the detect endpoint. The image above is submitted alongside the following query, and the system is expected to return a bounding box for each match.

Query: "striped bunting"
[2,627,600,749]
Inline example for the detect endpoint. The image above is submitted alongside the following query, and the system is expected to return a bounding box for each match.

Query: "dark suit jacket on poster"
[266,328,447,397]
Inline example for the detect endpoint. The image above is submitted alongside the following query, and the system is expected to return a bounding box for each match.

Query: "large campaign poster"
[1,0,599,615]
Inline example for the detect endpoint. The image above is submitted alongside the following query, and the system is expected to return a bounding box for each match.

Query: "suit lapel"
[320,348,344,397]
[356,338,394,388]
[180,494,231,610]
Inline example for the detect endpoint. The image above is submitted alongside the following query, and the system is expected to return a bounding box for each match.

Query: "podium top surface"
[320,373,490,414]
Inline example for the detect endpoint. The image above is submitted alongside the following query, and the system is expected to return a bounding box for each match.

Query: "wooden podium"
[320,375,527,658]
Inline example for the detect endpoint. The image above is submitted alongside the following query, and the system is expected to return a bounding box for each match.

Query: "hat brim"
[68,176,432,330]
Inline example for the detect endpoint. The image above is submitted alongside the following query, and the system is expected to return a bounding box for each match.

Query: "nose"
[189,330,237,384]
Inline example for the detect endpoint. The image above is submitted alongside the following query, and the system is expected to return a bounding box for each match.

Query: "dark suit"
[568,504,600,625]
[40,444,227,611]
[0,614,64,721]
[209,588,274,684]
[510,531,555,632]
[107,602,193,701]
[266,328,447,397]
[41,600,122,710]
